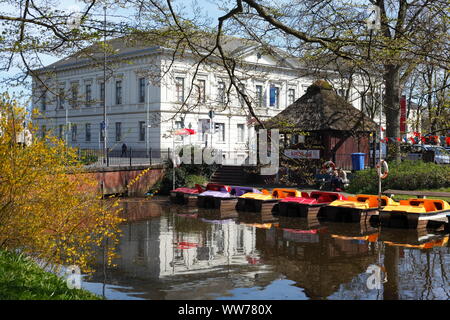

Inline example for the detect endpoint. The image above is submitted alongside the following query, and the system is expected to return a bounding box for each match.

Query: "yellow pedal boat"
[320,194,398,223]
[236,188,302,213]
[379,198,450,229]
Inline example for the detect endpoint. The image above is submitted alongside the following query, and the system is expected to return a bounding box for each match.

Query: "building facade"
[32,38,371,163]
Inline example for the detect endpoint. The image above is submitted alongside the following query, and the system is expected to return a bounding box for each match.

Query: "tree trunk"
[384,65,401,162]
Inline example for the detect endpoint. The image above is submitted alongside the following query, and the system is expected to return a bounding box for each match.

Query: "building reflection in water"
[85,200,450,300]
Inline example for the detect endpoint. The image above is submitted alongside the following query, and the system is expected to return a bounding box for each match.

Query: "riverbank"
[0,250,101,300]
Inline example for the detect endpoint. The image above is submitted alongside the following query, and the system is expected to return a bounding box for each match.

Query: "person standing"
[121,143,127,157]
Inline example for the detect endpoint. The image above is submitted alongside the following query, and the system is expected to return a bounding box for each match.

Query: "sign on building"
[285,149,320,159]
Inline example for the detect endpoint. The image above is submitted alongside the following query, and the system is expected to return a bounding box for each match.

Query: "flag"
[174,128,196,136]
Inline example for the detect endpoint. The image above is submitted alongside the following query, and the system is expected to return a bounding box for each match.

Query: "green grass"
[0,250,101,300]
[389,188,450,202]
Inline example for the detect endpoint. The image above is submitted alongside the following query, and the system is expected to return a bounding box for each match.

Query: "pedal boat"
[196,183,232,209]
[320,194,398,223]
[379,198,450,229]
[170,184,204,205]
[211,186,261,211]
[274,191,347,218]
[236,188,302,213]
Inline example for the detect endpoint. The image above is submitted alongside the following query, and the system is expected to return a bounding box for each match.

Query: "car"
[428,146,450,164]
[404,144,450,164]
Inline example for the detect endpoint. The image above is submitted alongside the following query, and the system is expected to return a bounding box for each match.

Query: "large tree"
[1,0,448,158]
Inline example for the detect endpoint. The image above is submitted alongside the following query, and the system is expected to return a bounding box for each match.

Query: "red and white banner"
[400,95,406,133]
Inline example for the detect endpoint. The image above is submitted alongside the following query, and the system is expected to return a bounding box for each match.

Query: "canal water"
[82,198,450,300]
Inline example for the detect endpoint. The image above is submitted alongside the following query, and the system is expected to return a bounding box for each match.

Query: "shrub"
[154,146,219,195]
[185,174,208,188]
[347,160,450,194]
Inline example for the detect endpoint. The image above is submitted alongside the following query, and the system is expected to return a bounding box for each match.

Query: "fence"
[78,148,375,170]
[79,148,172,167]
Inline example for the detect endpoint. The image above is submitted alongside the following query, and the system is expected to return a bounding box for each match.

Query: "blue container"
[351,153,366,171]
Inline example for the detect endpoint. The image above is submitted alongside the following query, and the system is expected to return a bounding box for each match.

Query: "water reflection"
[83,199,450,300]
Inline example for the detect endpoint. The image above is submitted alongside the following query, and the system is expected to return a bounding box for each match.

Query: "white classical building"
[32,37,370,162]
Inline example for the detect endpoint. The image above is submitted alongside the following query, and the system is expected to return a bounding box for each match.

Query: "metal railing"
[79,149,376,170]
[79,148,172,167]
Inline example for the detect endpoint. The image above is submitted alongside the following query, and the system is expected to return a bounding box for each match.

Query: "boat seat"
[356,195,388,208]
[400,199,448,212]
[272,189,299,199]
[310,191,343,203]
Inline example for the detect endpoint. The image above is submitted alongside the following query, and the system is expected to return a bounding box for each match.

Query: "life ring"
[377,160,389,179]
[322,161,336,172]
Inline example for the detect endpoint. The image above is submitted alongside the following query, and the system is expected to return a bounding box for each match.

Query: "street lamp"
[102,5,108,164]
[146,77,151,157]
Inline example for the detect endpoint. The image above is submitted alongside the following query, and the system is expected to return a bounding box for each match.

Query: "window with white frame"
[197,79,206,103]
[139,78,146,103]
[198,119,210,142]
[71,124,77,141]
[237,124,245,142]
[255,85,263,107]
[85,123,91,142]
[238,83,245,105]
[175,77,185,102]
[288,88,295,105]
[100,123,105,141]
[217,81,226,103]
[115,80,122,105]
[269,85,280,108]
[85,84,92,107]
[58,124,64,139]
[100,82,105,104]
[58,87,65,109]
[115,122,122,141]
[215,122,225,142]
[40,89,46,111]
[175,120,183,141]
[71,84,79,108]
[139,121,145,141]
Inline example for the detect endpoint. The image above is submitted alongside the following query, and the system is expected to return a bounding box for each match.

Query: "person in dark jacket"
[121,143,127,157]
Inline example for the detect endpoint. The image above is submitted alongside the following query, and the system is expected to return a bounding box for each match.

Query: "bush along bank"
[152,146,220,195]
[0,250,101,300]
[347,160,450,195]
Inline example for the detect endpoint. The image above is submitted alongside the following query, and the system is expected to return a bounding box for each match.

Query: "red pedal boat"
[274,191,347,218]
[170,184,204,205]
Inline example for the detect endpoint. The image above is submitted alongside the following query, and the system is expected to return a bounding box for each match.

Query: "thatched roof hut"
[264,80,378,169]
[265,80,377,133]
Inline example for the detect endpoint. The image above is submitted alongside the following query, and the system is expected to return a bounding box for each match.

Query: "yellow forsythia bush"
[0,95,124,273]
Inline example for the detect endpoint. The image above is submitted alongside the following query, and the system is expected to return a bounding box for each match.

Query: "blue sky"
[0,0,224,105]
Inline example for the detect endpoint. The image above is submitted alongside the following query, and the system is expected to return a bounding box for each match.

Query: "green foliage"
[347,160,450,194]
[0,250,101,300]
[78,151,98,165]
[154,146,219,194]
[185,174,208,188]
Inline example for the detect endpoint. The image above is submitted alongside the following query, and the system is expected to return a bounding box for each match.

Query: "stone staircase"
[209,165,249,186]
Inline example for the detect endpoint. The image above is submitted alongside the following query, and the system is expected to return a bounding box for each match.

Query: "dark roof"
[39,32,302,72]
[265,81,377,132]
